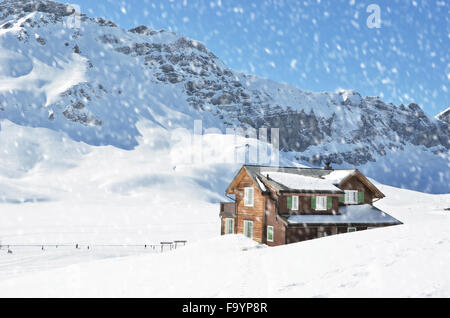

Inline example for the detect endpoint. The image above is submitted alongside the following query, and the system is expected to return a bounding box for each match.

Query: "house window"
[292,196,299,210]
[244,220,254,239]
[344,190,358,204]
[244,187,254,207]
[347,227,357,232]
[267,226,274,242]
[225,218,234,234]
[287,196,299,210]
[315,196,327,211]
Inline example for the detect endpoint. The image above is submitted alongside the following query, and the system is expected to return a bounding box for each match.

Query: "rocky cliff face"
[436,107,450,125]
[0,0,448,192]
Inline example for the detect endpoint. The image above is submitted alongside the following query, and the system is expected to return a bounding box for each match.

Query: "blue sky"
[63,0,448,116]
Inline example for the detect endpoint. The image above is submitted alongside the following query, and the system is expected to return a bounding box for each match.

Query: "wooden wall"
[287,225,374,243]
[339,175,373,205]
[264,195,286,246]
[235,173,265,243]
[279,194,340,215]
[287,227,318,243]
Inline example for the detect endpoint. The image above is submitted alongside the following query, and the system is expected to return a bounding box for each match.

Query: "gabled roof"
[259,171,344,194]
[286,204,402,226]
[244,165,350,194]
[322,169,357,184]
[225,166,270,194]
[229,165,384,198]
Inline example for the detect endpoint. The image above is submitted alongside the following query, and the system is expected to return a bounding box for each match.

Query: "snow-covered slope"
[0,0,448,193]
[0,118,244,244]
[0,117,290,244]
[0,183,448,297]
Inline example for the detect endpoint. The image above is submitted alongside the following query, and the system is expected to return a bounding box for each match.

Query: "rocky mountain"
[0,0,448,193]
[436,107,450,125]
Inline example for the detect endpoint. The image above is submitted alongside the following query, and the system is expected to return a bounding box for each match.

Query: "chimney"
[324,161,333,170]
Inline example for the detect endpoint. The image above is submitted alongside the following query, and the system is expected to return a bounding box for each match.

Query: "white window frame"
[244,187,254,207]
[225,218,234,234]
[347,227,357,232]
[243,220,254,239]
[344,190,358,204]
[267,226,274,242]
[292,196,299,210]
[316,196,327,211]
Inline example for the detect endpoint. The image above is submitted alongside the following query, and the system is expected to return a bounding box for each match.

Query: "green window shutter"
[327,197,332,209]
[311,196,316,210]
[339,196,345,203]
[287,196,292,209]
[267,226,274,241]
[358,191,364,203]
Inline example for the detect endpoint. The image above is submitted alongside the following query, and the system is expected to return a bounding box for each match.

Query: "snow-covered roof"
[261,171,342,192]
[322,169,355,184]
[287,204,402,225]
[242,165,383,197]
[255,176,267,192]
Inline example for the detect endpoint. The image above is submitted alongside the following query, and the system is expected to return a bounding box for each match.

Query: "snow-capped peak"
[338,89,362,105]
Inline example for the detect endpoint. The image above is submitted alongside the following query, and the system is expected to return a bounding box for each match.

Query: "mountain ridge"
[0,0,448,193]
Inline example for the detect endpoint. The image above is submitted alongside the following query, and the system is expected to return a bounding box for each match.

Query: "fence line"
[0,240,187,253]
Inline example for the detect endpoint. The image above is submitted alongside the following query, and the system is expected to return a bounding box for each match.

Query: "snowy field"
[0,245,170,282]
[0,119,449,297]
[1,185,448,298]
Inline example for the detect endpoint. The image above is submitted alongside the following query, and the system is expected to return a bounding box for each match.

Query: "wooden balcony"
[219,202,236,217]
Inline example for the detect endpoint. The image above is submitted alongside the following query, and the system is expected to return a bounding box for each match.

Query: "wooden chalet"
[219,164,402,246]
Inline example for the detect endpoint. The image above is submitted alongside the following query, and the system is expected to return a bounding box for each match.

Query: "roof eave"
[226,165,268,194]
[279,189,345,194]
[225,166,246,194]
[286,221,403,227]
[339,169,385,199]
